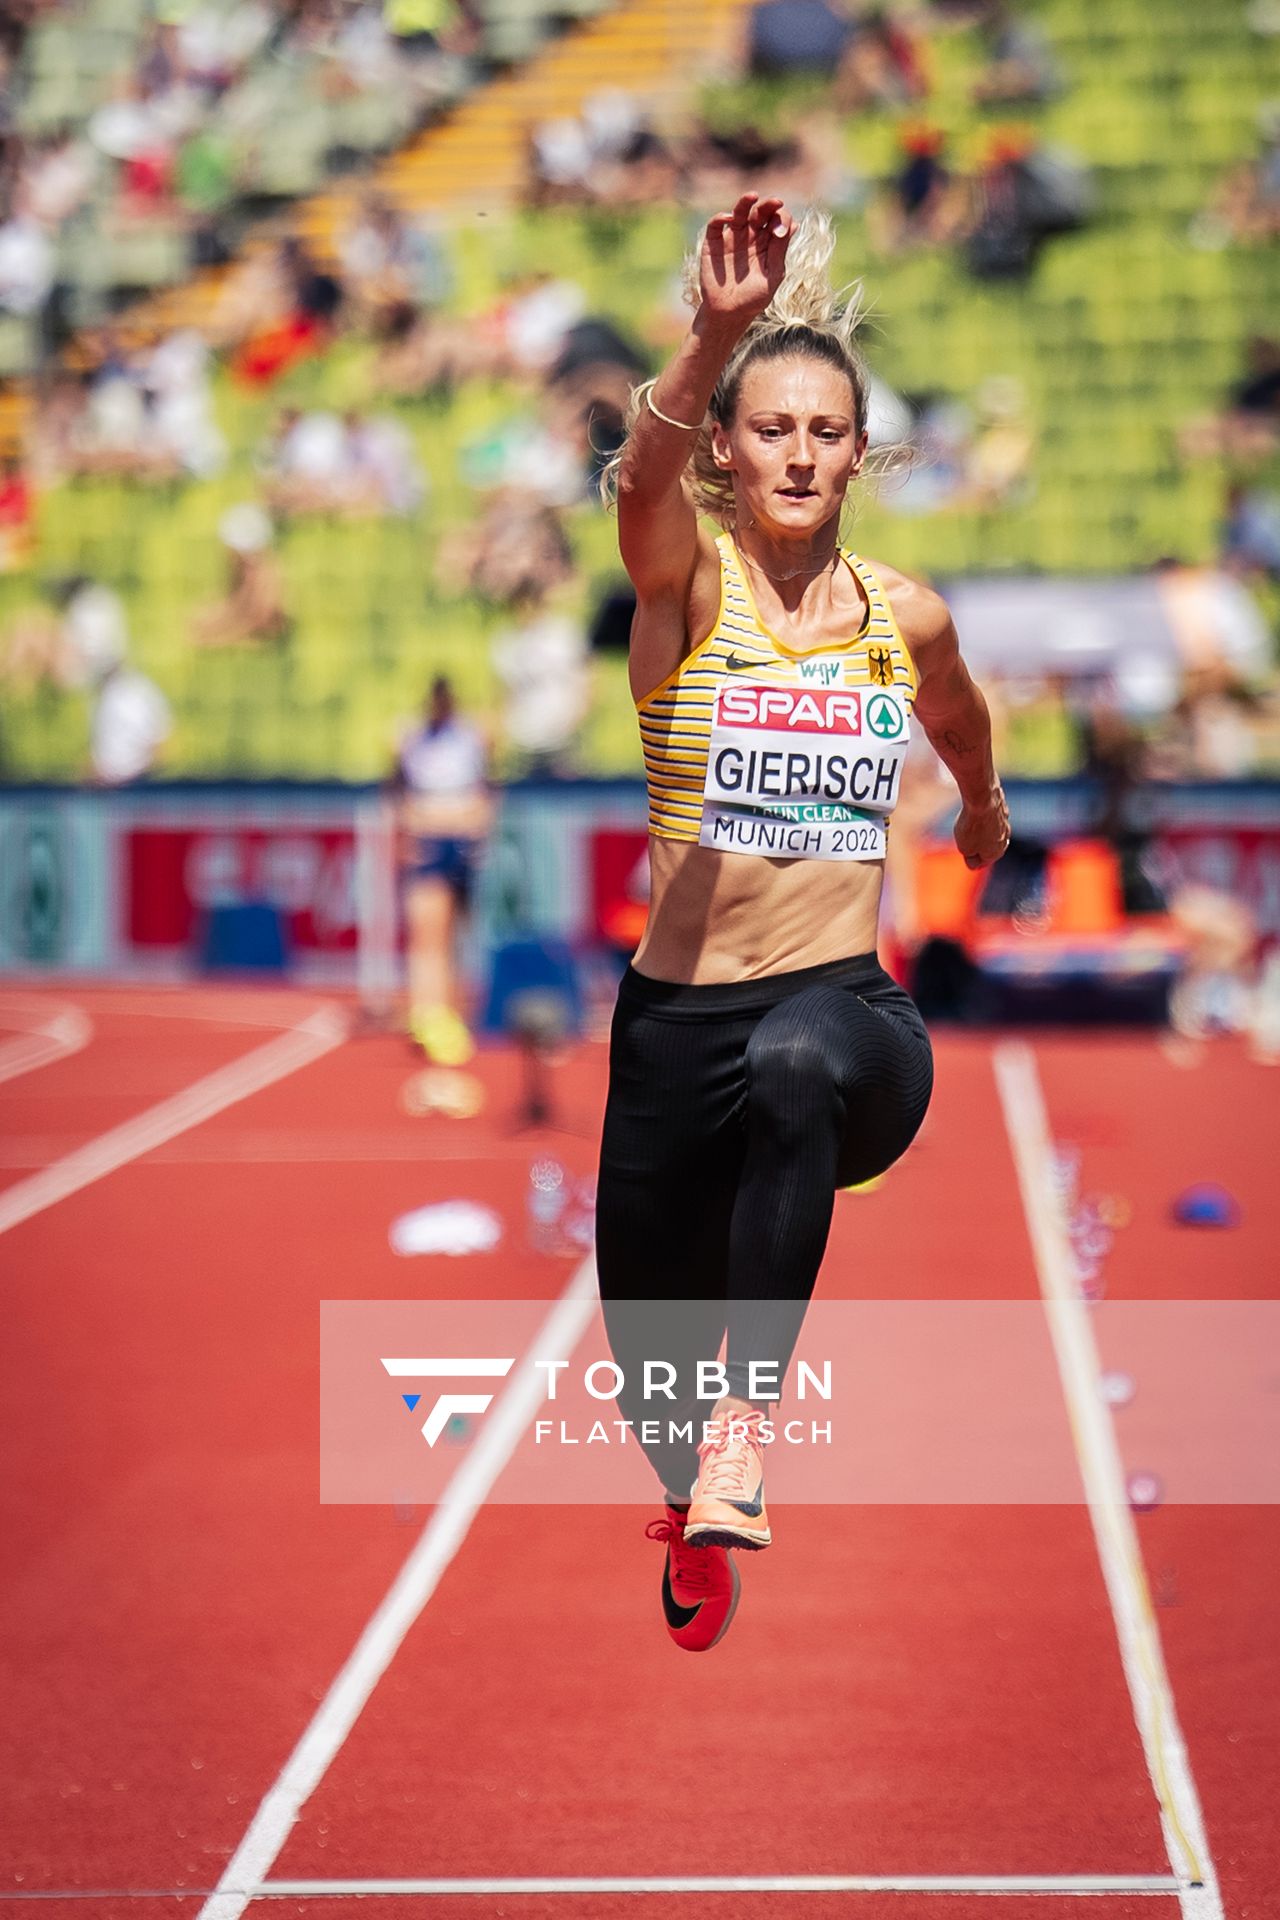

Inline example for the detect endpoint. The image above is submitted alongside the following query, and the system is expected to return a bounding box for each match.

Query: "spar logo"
[866,692,905,740]
[381,1356,514,1445]
[717,685,863,735]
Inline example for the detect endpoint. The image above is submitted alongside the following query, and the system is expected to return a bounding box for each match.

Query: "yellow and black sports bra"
[636,533,919,864]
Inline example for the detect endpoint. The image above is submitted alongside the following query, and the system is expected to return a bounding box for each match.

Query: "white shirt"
[491,611,590,753]
[0,217,53,316]
[63,583,129,686]
[399,717,486,795]
[92,669,171,784]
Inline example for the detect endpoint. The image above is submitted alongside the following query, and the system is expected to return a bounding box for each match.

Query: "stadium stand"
[0,0,1276,782]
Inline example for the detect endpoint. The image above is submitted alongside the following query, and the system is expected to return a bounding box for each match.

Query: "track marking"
[259,1872,1186,1897]
[993,1041,1223,1918]
[197,1259,600,1920]
[0,1006,347,1237]
[76,993,342,1031]
[0,1136,551,1169]
[0,1003,92,1086]
[0,1871,1190,1899]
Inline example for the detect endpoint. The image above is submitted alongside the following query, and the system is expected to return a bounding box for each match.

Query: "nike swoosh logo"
[724,1479,765,1518]
[724,652,756,672]
[661,1555,702,1630]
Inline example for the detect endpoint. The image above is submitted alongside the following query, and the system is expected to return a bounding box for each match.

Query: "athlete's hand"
[954,784,1011,870]
[699,194,795,322]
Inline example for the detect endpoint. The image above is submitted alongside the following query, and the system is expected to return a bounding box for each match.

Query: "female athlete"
[392,674,496,1064]
[594,194,1011,1652]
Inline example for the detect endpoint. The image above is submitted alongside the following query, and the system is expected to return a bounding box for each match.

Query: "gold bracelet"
[646,388,703,432]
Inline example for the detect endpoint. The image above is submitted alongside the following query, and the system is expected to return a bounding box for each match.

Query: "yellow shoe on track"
[409,1004,475,1066]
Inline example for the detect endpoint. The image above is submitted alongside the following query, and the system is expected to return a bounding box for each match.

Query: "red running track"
[0,986,1275,1918]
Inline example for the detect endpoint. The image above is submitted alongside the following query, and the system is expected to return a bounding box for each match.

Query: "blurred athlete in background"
[392,674,496,1064]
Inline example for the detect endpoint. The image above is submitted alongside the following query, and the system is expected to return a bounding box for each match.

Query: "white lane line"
[0,1004,92,1087]
[85,993,339,1030]
[0,1006,347,1237]
[198,1259,600,1920]
[993,1041,1222,1916]
[0,1871,1191,1900]
[0,1138,543,1169]
[253,1873,1186,1897]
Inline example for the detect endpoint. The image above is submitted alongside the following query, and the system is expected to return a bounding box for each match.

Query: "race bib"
[698,671,909,863]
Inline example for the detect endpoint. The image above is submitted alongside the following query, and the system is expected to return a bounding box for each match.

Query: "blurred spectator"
[971,0,1061,106]
[1196,101,1280,247]
[439,492,574,606]
[259,406,345,513]
[371,297,499,396]
[1222,483,1280,580]
[223,236,344,383]
[490,587,592,776]
[1151,557,1272,689]
[1179,337,1280,467]
[1148,667,1266,781]
[835,6,931,111]
[0,451,32,571]
[144,329,226,478]
[344,409,424,515]
[544,314,646,481]
[745,0,854,78]
[2,575,129,691]
[176,125,237,266]
[525,97,850,214]
[962,374,1035,508]
[24,128,97,229]
[339,191,451,327]
[964,127,1092,279]
[259,406,423,516]
[0,557,170,781]
[683,121,802,204]
[492,270,585,375]
[459,405,585,506]
[885,391,973,513]
[584,91,681,207]
[0,187,53,318]
[869,122,962,252]
[190,503,290,646]
[1163,881,1259,1051]
[527,114,595,204]
[884,375,1034,512]
[49,327,225,483]
[90,657,171,785]
[384,0,481,60]
[1075,685,1174,914]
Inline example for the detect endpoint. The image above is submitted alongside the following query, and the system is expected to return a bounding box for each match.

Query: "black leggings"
[594,950,934,1499]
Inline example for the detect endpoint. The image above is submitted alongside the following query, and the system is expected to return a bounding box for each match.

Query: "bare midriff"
[631,834,884,984]
[400,790,496,839]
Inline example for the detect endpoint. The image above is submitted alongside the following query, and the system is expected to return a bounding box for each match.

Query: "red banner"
[127,827,359,952]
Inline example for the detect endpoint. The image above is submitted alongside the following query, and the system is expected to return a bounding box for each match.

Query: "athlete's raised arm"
[615,194,795,700]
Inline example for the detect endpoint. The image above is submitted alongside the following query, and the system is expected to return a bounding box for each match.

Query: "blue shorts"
[404,836,478,907]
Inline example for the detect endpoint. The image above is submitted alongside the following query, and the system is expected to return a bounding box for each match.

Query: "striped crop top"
[636,533,919,864]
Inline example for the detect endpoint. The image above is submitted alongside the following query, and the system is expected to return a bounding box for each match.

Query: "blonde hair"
[601,208,906,522]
